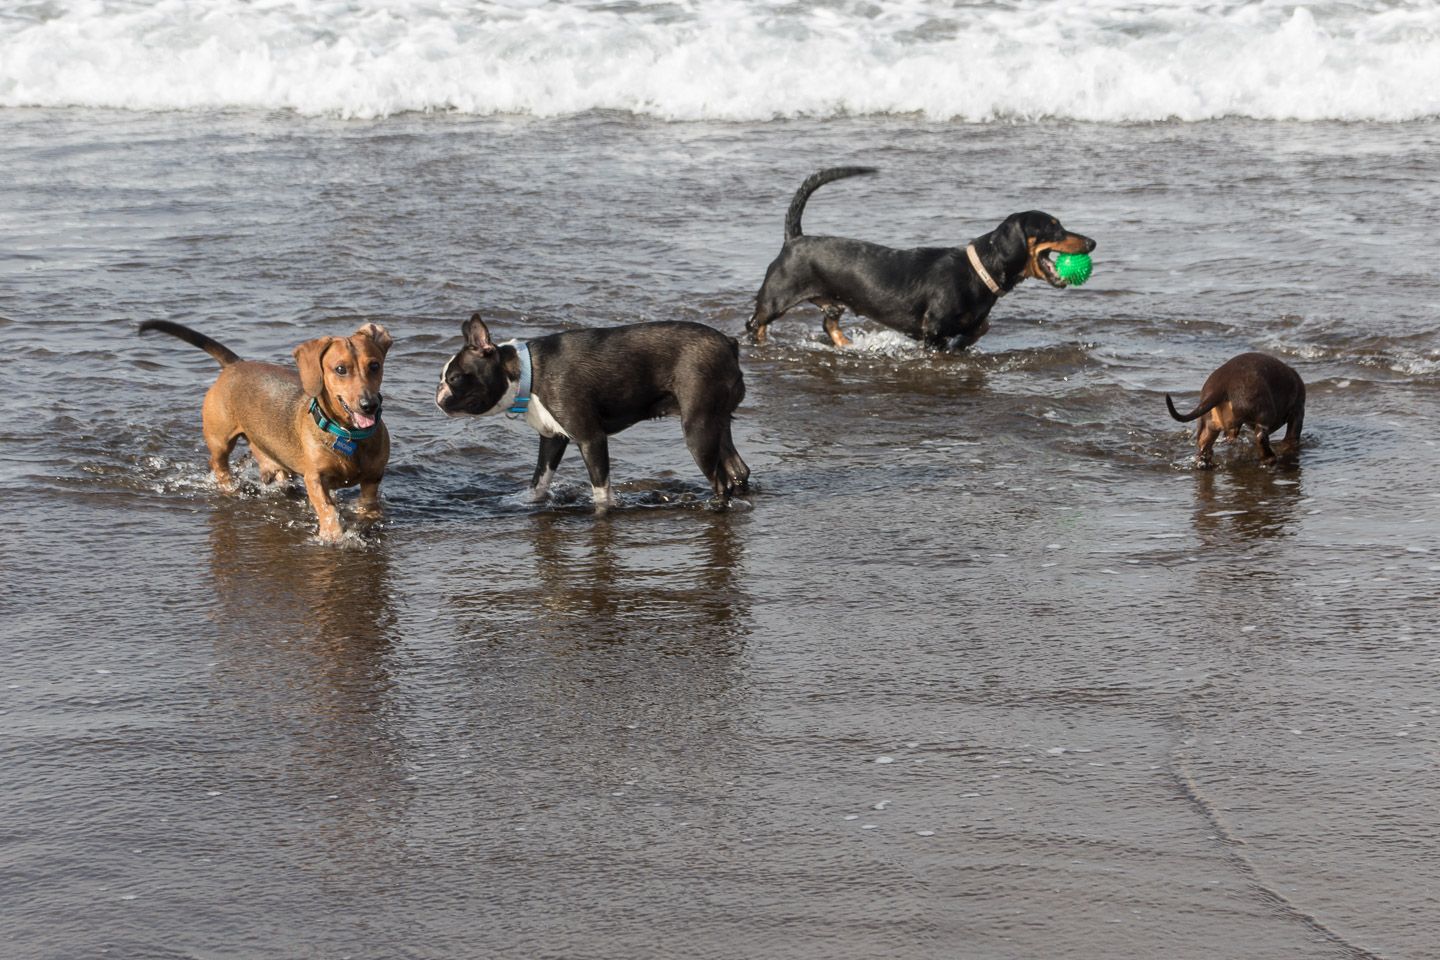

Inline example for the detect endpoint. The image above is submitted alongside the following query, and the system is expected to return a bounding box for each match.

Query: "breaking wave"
[2,0,1438,122]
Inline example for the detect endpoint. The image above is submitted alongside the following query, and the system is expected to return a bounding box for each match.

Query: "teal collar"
[309,397,377,442]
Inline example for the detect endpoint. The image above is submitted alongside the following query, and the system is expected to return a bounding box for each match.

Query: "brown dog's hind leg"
[253,450,291,486]
[1195,420,1219,469]
[201,386,243,491]
[1254,428,1277,463]
[1279,409,1304,459]
[204,429,241,490]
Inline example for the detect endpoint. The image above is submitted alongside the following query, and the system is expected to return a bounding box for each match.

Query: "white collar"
[966,243,1003,296]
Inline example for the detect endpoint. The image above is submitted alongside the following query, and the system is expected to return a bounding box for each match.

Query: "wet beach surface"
[3,111,1439,959]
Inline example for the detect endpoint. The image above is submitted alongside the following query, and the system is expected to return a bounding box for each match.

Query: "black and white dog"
[748,167,1097,350]
[435,313,750,510]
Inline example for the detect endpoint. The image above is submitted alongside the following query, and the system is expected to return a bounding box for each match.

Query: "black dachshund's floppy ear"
[990,214,1028,259]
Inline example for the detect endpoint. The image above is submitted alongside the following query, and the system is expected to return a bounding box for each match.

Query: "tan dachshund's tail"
[139,320,241,366]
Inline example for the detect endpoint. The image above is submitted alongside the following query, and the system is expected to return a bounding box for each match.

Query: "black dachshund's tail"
[785,166,878,241]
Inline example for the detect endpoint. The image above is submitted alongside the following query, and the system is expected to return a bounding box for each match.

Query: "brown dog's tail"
[138,320,241,366]
[785,166,878,241]
[1166,393,1218,423]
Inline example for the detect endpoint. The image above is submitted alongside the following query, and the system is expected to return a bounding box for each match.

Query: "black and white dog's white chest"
[523,391,569,439]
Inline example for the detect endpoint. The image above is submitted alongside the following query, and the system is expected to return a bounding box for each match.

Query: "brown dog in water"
[1166,352,1305,468]
[139,320,393,541]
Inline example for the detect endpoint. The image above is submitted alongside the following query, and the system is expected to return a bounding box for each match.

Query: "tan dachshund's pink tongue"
[351,410,376,429]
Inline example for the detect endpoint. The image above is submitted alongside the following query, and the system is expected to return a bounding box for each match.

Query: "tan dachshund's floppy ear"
[355,322,393,355]
[463,312,496,356]
[293,336,334,399]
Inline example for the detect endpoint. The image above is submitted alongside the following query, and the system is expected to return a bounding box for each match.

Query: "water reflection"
[439,505,754,671]
[203,503,410,831]
[435,509,755,789]
[1190,463,1305,545]
[524,510,750,652]
[206,501,398,660]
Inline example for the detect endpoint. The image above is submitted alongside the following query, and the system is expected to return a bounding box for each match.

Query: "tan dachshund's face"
[1002,211,1096,288]
[294,323,393,430]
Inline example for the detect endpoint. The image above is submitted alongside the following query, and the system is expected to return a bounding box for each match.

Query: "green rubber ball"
[1054,252,1093,287]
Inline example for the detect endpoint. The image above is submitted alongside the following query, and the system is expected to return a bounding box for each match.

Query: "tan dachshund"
[139,320,392,541]
[1167,352,1305,468]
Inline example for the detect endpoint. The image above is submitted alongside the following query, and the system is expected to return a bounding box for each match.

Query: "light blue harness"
[508,341,533,416]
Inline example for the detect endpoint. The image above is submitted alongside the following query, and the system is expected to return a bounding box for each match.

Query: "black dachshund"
[748,167,1096,350]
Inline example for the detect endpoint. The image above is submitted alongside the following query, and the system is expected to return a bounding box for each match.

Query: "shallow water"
[3,110,1440,959]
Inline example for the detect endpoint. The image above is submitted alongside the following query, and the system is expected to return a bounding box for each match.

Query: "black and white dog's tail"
[784,166,878,241]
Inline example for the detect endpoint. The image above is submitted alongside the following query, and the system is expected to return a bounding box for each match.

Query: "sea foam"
[2,0,1438,121]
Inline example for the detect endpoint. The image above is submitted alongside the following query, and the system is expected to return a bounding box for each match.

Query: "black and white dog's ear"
[463,312,496,355]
